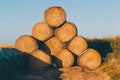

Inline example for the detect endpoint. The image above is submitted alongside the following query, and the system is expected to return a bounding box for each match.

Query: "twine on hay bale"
[55,22,77,42]
[44,6,66,27]
[68,36,88,56]
[45,37,65,56]
[53,49,74,68]
[32,22,53,41]
[29,50,52,69]
[15,35,38,54]
[77,48,102,69]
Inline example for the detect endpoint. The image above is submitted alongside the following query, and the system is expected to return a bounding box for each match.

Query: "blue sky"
[0,0,120,43]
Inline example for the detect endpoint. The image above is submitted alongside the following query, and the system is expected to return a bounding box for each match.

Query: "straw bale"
[45,37,65,56]
[32,22,53,41]
[44,6,66,27]
[53,49,74,68]
[77,49,101,69]
[55,22,77,42]
[15,35,38,54]
[68,36,87,56]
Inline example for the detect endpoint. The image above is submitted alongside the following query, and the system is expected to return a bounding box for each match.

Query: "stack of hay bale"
[15,6,101,70]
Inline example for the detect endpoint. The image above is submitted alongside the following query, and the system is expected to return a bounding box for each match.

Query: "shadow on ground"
[13,40,63,80]
[0,41,63,80]
[13,55,63,80]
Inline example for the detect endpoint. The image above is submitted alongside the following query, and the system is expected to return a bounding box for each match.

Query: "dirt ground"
[14,66,111,80]
[0,44,111,80]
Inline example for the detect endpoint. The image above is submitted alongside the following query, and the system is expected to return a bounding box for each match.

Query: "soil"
[14,66,111,80]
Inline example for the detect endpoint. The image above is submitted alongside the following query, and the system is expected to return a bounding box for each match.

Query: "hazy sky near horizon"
[0,0,120,43]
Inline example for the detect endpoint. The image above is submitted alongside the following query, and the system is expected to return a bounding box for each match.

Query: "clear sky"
[0,0,120,44]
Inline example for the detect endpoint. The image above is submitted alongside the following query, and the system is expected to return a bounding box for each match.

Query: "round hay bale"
[29,50,52,69]
[77,49,102,69]
[68,36,88,56]
[55,22,77,42]
[53,49,74,68]
[45,37,65,56]
[44,6,66,27]
[15,35,38,54]
[32,22,53,41]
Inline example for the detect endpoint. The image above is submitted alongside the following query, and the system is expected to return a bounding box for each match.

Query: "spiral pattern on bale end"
[68,36,88,56]
[44,6,66,27]
[55,22,77,42]
[15,35,38,54]
[77,49,102,69]
[45,37,65,56]
[32,22,53,41]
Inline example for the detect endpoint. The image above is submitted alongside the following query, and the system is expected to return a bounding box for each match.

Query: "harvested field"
[14,66,111,80]
[45,37,65,56]
[0,44,15,48]
[68,36,88,56]
[0,5,119,80]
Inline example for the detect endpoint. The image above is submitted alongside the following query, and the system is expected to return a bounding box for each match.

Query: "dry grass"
[0,44,15,48]
[87,35,120,80]
[14,66,111,80]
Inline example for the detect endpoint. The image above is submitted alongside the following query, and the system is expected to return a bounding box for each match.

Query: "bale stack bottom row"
[15,6,102,69]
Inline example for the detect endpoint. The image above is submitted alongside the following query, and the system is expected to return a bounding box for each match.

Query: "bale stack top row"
[15,6,101,69]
